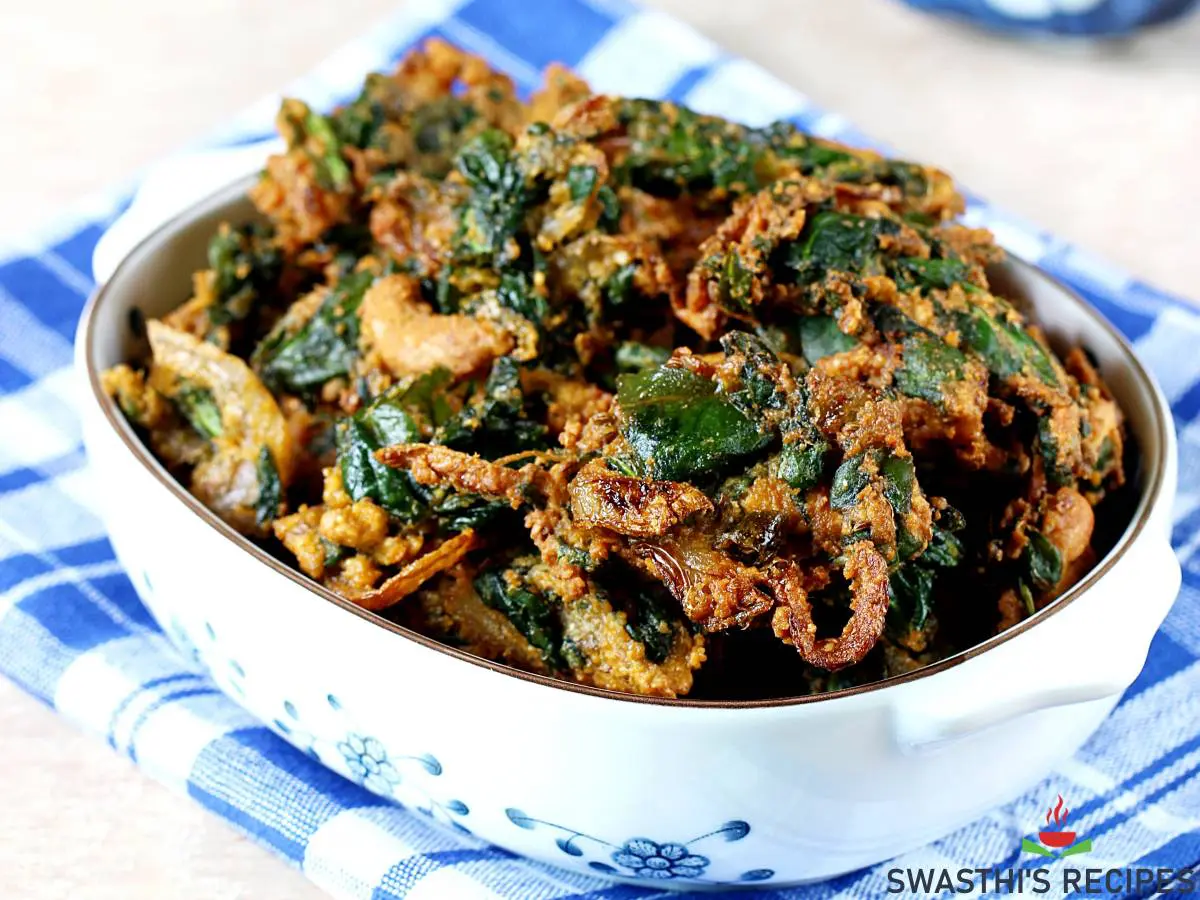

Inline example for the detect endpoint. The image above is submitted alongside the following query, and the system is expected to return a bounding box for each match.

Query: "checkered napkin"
[2,1,1199,897]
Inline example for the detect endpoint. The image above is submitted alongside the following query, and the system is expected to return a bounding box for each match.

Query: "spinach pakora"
[104,39,1127,699]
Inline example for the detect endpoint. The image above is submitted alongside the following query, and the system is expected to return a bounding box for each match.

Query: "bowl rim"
[80,174,1172,710]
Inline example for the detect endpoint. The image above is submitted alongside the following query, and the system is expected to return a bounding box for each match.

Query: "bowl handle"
[892,534,1180,753]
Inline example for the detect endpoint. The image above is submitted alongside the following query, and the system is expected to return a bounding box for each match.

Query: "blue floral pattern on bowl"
[611,838,709,879]
[161,611,469,831]
[506,809,774,884]
[272,692,470,831]
[338,733,402,795]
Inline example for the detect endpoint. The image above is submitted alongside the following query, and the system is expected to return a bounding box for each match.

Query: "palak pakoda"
[105,40,1127,700]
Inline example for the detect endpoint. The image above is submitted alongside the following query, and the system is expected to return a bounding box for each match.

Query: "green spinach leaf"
[954,304,1060,386]
[616,366,771,482]
[1025,530,1063,591]
[475,568,578,672]
[798,315,859,362]
[174,383,222,440]
[255,447,283,527]
[454,129,530,263]
[258,270,374,394]
[894,332,967,407]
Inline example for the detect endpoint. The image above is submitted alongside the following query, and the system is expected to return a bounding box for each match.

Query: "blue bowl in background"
[901,0,1198,36]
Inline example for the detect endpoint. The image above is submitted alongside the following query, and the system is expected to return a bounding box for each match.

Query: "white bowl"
[76,174,1180,889]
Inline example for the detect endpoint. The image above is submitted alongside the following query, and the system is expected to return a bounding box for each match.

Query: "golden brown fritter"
[104,39,1128,699]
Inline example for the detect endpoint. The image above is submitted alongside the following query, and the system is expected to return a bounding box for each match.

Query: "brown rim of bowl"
[81,179,1171,710]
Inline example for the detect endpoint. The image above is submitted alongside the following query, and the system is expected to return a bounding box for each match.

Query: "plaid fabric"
[2,1,1199,897]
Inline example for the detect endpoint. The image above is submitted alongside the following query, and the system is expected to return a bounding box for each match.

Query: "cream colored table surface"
[1,2,1197,897]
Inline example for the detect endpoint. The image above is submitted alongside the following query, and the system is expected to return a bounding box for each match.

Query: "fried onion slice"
[354,529,478,612]
[769,540,891,671]
[568,461,713,538]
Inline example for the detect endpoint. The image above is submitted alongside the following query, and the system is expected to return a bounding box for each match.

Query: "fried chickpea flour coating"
[105,39,1127,700]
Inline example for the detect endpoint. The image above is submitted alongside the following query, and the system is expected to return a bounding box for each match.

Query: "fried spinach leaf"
[785,212,895,286]
[922,521,965,569]
[566,164,599,201]
[206,223,283,327]
[255,447,283,527]
[616,365,771,482]
[281,102,352,190]
[1025,530,1063,591]
[331,73,394,149]
[894,332,967,407]
[495,271,552,328]
[621,589,676,664]
[302,110,352,189]
[719,330,788,420]
[886,516,964,639]
[891,256,970,292]
[831,450,924,560]
[257,270,374,394]
[603,263,639,313]
[174,383,222,440]
[888,564,935,634]
[475,568,579,672]
[408,97,482,177]
[954,304,1059,386]
[798,314,858,362]
[1037,416,1076,488]
[776,437,828,491]
[618,99,766,195]
[615,342,671,373]
[335,372,452,521]
[437,357,547,456]
[429,492,512,535]
[703,249,759,314]
[454,129,530,263]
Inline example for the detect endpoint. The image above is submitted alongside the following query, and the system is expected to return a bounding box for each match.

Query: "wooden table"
[1,1,1196,896]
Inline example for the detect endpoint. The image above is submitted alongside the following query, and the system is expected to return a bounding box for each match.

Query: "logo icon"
[1021,794,1092,858]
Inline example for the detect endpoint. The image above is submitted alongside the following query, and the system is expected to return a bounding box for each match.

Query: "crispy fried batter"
[360,274,513,378]
[377,443,556,506]
[109,40,1129,700]
[569,461,713,537]
[146,320,295,534]
[354,529,478,612]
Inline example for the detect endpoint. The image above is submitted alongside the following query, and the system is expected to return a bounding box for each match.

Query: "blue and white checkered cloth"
[2,1,1199,897]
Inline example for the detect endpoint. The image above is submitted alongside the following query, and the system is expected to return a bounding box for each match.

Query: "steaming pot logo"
[1021,794,1092,858]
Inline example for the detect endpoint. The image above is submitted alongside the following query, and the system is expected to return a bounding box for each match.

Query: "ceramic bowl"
[899,0,1198,37]
[76,172,1180,889]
